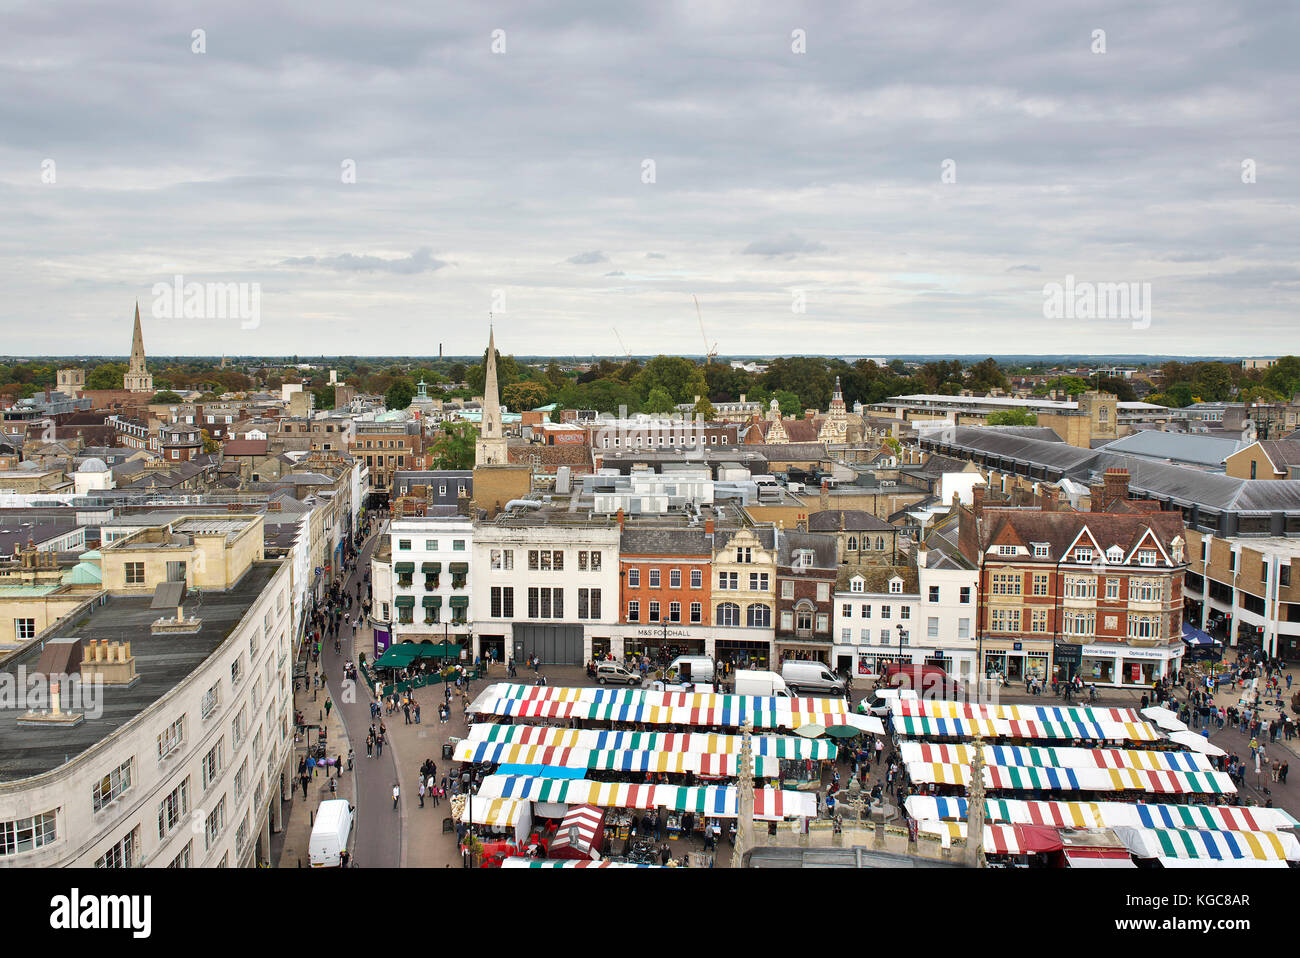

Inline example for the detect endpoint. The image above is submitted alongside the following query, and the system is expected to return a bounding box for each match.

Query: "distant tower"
[819,376,848,443]
[475,325,509,466]
[123,303,154,393]
[731,719,756,868]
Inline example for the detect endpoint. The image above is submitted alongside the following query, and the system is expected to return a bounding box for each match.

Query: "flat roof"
[0,561,280,783]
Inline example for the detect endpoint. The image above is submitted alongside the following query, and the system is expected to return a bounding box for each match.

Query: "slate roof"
[835,563,919,594]
[978,507,1185,558]
[776,531,839,569]
[619,527,713,556]
[808,510,896,533]
[1097,431,1244,468]
[930,426,1300,514]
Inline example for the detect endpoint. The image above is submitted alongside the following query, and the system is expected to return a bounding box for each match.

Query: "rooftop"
[0,561,280,783]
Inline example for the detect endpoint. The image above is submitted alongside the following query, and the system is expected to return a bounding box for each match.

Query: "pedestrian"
[347,748,354,771]
[419,781,426,807]
[336,754,343,778]
[339,848,349,868]
[392,783,400,809]
[414,703,422,724]
[429,775,440,806]
[366,734,373,758]
[1281,761,1289,784]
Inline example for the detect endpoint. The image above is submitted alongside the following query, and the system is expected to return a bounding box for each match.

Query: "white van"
[667,655,715,683]
[309,799,355,868]
[733,669,791,698]
[781,662,846,696]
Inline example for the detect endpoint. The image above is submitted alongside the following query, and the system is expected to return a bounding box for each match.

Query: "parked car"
[595,663,642,686]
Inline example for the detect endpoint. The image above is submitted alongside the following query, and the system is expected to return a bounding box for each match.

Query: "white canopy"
[1141,707,1188,733]
[1168,730,1227,757]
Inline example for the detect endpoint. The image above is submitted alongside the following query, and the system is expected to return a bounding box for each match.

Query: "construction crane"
[695,295,717,364]
[612,328,632,361]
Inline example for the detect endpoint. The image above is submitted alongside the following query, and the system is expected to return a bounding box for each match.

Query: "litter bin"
[442,743,453,761]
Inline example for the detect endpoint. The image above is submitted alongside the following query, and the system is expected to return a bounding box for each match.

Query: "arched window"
[716,602,740,627]
[847,536,858,551]
[747,604,771,628]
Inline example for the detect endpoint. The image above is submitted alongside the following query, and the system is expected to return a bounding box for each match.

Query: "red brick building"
[617,526,713,660]
[957,470,1189,687]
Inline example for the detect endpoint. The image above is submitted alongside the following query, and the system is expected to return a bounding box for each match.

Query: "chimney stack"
[972,484,985,514]
[820,480,830,513]
[1103,468,1130,506]
[616,508,625,527]
[704,518,715,537]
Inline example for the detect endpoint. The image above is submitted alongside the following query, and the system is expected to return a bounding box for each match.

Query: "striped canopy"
[916,820,1065,855]
[459,797,527,827]
[1115,826,1300,864]
[900,742,1211,773]
[500,858,658,868]
[890,699,1160,742]
[548,805,604,860]
[906,762,1234,795]
[471,683,846,731]
[465,723,838,760]
[905,796,1298,833]
[476,774,817,820]
[456,740,781,777]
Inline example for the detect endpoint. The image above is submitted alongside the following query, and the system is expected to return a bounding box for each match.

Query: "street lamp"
[896,622,905,671]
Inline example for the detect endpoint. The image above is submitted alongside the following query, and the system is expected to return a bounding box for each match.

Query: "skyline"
[3,1,1298,355]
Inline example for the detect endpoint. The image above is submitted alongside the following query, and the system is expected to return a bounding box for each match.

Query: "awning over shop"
[449,562,469,574]
[422,595,442,608]
[449,595,469,609]
[394,562,415,574]
[422,562,441,574]
[394,595,415,609]
[457,741,780,777]
[1064,848,1137,868]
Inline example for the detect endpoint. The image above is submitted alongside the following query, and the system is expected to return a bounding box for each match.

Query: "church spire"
[475,322,508,466]
[124,302,154,393]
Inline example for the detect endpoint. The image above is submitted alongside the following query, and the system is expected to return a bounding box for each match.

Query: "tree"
[429,422,476,470]
[313,384,336,410]
[85,363,127,391]
[633,355,707,405]
[501,381,549,411]
[448,363,467,384]
[644,386,676,414]
[384,379,416,411]
[965,358,1007,393]
[544,362,566,388]
[693,396,717,420]
[1045,376,1089,397]
[200,429,220,454]
[1093,376,1136,403]
[986,408,1038,426]
[150,390,182,404]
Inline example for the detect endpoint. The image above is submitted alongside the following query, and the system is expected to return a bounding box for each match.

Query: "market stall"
[906,762,1235,795]
[462,723,841,761]
[500,857,659,868]
[904,796,1296,832]
[1113,826,1300,866]
[476,773,818,820]
[548,804,606,861]
[915,820,1065,857]
[899,742,1213,773]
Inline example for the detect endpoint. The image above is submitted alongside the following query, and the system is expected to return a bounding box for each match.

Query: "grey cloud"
[742,234,828,258]
[567,251,610,265]
[604,270,625,277]
[1006,265,1040,273]
[646,252,666,259]
[279,248,447,274]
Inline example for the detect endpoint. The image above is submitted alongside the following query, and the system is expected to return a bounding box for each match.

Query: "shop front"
[612,625,710,665]
[980,639,1051,683]
[1053,642,1083,683]
[713,628,773,670]
[775,639,831,665]
[1078,643,1183,688]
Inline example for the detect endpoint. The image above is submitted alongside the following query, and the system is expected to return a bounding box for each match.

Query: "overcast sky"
[2,0,1297,357]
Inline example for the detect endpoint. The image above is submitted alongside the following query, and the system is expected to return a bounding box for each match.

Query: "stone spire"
[964,734,987,868]
[731,719,756,868]
[123,302,154,393]
[474,323,508,466]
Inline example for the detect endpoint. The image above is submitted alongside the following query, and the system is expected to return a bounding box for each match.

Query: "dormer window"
[1074,547,1093,563]
[889,577,903,594]
[1033,544,1049,558]
[1107,546,1123,563]
[850,576,864,594]
[997,545,1016,556]
[1137,549,1158,566]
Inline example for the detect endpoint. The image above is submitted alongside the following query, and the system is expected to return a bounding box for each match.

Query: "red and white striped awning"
[548,804,604,860]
